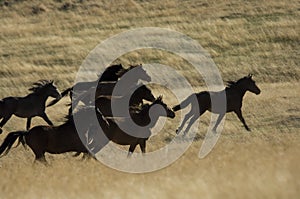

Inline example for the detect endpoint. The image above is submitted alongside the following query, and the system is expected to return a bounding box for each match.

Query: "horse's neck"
[136,105,161,127]
[33,90,52,102]
[227,85,247,97]
[129,92,142,106]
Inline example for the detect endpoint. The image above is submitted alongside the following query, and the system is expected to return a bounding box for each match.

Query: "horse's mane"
[97,64,125,81]
[116,64,141,77]
[226,80,237,89]
[226,76,249,89]
[29,80,53,93]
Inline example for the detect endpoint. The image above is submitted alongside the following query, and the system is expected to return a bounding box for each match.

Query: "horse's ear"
[248,74,253,78]
[50,80,54,84]
[157,95,163,101]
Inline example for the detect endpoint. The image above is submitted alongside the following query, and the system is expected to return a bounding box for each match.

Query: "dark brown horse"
[75,64,152,105]
[87,96,175,156]
[0,108,95,163]
[95,64,151,97]
[49,64,151,115]
[0,80,61,134]
[173,74,261,135]
[47,64,126,107]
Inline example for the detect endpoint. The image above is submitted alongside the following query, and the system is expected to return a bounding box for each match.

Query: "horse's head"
[29,80,61,99]
[151,95,175,119]
[128,64,151,82]
[133,85,156,103]
[243,74,261,95]
[45,80,62,99]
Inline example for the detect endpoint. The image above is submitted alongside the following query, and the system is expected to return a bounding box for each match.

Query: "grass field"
[0,0,299,198]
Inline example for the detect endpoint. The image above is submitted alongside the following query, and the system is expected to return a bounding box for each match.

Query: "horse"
[0,108,96,163]
[71,83,156,158]
[89,96,175,156]
[49,64,152,114]
[47,64,126,107]
[173,74,261,135]
[0,80,61,134]
[96,64,151,97]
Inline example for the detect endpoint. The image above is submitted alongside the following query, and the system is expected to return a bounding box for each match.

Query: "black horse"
[89,96,175,156]
[47,64,126,107]
[0,80,61,134]
[173,74,261,135]
[0,108,96,163]
[76,64,152,104]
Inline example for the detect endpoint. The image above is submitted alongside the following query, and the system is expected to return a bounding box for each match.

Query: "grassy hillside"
[0,0,299,199]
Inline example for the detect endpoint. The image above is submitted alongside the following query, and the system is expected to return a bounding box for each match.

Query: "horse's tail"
[0,131,27,157]
[173,95,194,111]
[47,87,73,107]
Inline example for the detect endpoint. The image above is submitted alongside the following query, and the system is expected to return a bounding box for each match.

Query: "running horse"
[173,74,261,135]
[0,108,94,163]
[88,96,175,157]
[47,64,126,108]
[0,80,61,134]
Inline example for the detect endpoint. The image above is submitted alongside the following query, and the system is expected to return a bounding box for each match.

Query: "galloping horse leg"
[26,117,32,130]
[34,153,48,165]
[234,109,250,131]
[127,143,138,158]
[182,114,200,136]
[0,114,12,134]
[40,113,53,126]
[212,113,225,133]
[176,110,195,134]
[139,140,146,155]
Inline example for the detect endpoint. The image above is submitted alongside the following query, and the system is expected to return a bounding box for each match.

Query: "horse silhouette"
[173,74,261,135]
[88,96,175,157]
[0,80,61,134]
[47,64,126,107]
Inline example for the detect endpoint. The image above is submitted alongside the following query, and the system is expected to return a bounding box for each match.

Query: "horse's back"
[0,97,18,114]
[25,126,50,151]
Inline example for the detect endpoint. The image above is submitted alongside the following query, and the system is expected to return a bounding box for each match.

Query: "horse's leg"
[176,110,194,134]
[73,152,81,157]
[212,113,225,132]
[182,113,201,136]
[26,117,32,130]
[234,109,250,131]
[127,143,138,158]
[182,109,205,136]
[139,140,146,155]
[40,113,53,126]
[0,114,12,134]
[34,153,48,165]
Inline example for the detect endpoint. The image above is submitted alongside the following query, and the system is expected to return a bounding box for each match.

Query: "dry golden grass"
[0,0,299,198]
